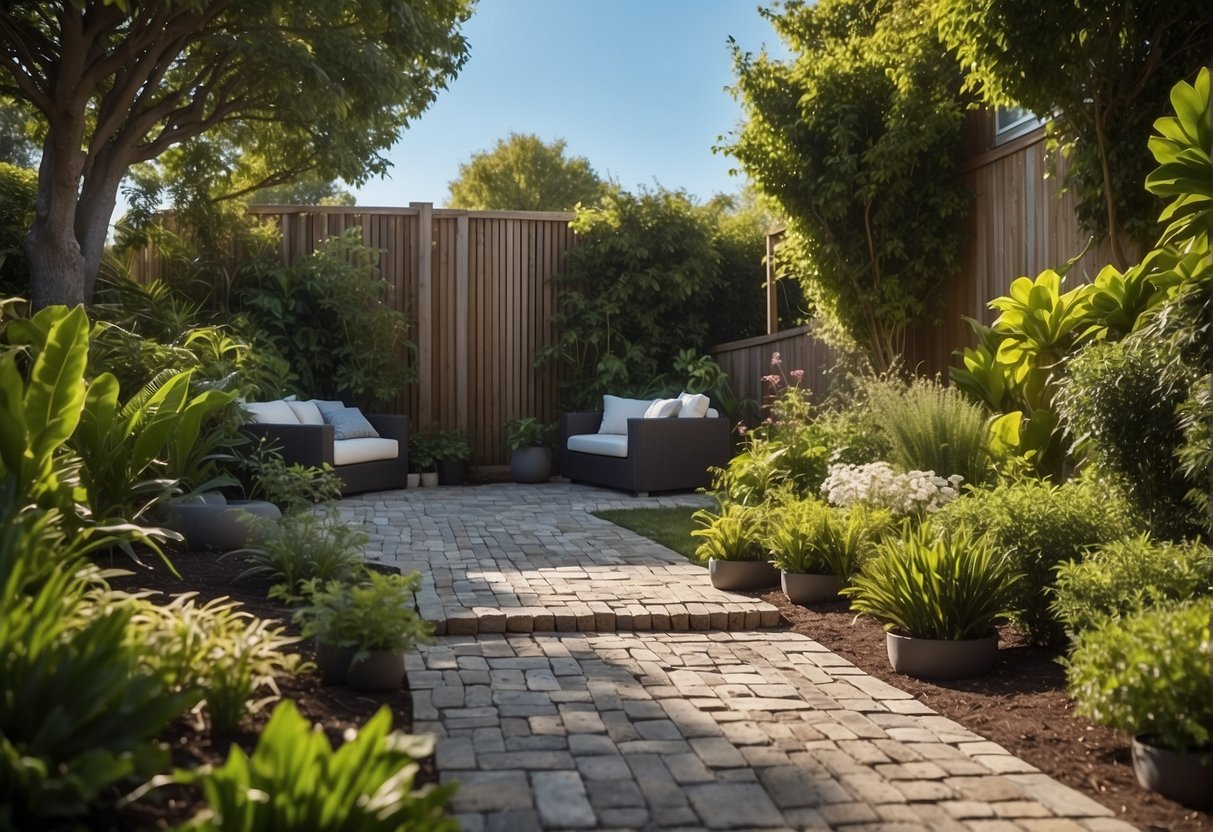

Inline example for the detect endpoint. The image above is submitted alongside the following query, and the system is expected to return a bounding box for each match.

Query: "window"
[994,106,1045,145]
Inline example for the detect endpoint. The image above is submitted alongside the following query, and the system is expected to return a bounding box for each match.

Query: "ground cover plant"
[592,507,701,562]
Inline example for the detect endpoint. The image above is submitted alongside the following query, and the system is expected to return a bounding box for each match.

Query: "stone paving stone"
[533,770,595,828]
[685,782,786,829]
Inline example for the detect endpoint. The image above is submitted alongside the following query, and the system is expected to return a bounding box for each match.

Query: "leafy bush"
[238,441,344,512]
[236,510,367,604]
[504,417,553,450]
[1052,535,1211,636]
[765,498,893,580]
[296,571,431,657]
[934,476,1135,646]
[168,701,456,831]
[0,162,35,295]
[843,522,1021,641]
[1057,338,1197,538]
[125,592,304,735]
[1065,601,1212,752]
[690,503,767,562]
[868,376,993,486]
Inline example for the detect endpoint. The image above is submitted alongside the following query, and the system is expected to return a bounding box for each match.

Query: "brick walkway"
[343,483,1137,831]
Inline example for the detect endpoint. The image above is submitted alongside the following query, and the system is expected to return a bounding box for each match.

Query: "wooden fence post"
[412,202,433,428]
[455,213,470,430]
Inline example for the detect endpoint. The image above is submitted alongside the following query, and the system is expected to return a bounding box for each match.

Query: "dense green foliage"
[1052,536,1211,637]
[691,503,768,562]
[296,571,431,656]
[0,162,34,295]
[844,522,1021,641]
[933,0,1212,265]
[724,0,968,369]
[238,510,368,604]
[1065,601,1212,752]
[447,132,605,211]
[934,477,1134,646]
[868,376,992,485]
[766,498,893,580]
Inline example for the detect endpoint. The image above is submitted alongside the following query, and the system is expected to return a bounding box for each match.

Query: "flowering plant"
[761,351,810,427]
[821,461,963,515]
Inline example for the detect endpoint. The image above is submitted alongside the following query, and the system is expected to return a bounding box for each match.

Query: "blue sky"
[352,1,785,208]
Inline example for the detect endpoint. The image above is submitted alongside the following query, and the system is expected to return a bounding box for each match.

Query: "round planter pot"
[406,472,421,489]
[708,558,780,592]
[436,459,468,486]
[346,649,406,692]
[781,571,842,605]
[885,631,997,680]
[510,446,552,484]
[314,640,356,685]
[420,471,439,487]
[166,495,282,551]
[1131,737,1213,810]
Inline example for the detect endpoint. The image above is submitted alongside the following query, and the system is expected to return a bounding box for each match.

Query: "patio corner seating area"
[338,482,1134,831]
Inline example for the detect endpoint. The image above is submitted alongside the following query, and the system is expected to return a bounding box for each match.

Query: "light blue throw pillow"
[323,406,380,440]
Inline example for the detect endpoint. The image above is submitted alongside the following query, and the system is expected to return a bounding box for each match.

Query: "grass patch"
[593,507,703,564]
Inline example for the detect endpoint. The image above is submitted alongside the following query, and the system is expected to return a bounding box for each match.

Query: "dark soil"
[102,551,425,830]
[753,589,1212,832]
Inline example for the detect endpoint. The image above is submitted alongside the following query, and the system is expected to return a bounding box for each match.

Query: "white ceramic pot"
[885,631,998,680]
[407,472,421,489]
[420,471,439,487]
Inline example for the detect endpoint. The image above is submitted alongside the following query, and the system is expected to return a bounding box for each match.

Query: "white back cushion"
[245,400,300,425]
[598,395,655,434]
[676,392,710,418]
[644,397,682,418]
[287,400,325,425]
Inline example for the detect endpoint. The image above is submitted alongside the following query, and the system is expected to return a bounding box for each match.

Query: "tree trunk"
[26,134,88,309]
[76,163,124,303]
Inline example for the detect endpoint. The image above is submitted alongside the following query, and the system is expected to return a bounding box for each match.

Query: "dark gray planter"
[885,631,998,680]
[781,571,842,605]
[1132,737,1213,809]
[436,459,468,486]
[166,494,282,551]
[314,640,355,685]
[708,558,780,592]
[346,649,406,692]
[510,446,552,483]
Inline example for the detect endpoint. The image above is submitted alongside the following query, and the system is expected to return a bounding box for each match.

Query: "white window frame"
[994,106,1046,145]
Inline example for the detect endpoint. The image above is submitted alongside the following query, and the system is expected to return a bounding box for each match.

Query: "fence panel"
[710,326,841,412]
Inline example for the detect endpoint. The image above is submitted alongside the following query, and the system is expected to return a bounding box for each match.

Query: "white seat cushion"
[567,433,629,458]
[599,395,654,434]
[333,437,399,466]
[245,400,300,425]
[287,400,325,425]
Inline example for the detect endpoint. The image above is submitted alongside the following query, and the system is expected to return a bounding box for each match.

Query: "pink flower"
[789,368,805,381]
[736,424,748,436]
[770,352,782,366]
[762,373,781,387]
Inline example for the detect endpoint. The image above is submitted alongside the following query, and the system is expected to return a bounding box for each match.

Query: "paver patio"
[342,483,1137,831]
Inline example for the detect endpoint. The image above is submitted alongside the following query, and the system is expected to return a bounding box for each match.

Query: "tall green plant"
[869,376,992,485]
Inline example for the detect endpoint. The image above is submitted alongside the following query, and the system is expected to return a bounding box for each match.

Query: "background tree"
[248,178,356,207]
[446,133,605,211]
[722,0,969,372]
[0,0,473,309]
[0,97,38,167]
[933,0,1212,269]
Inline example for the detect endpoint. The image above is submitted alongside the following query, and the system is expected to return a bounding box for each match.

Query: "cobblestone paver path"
[343,484,1136,831]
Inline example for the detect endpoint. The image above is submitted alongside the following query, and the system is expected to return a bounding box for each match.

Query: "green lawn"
[592,507,703,564]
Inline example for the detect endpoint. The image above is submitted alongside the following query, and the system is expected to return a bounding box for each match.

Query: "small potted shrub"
[843,522,1021,680]
[504,417,553,483]
[1065,601,1212,809]
[766,499,893,605]
[432,429,472,486]
[294,570,432,691]
[409,432,437,487]
[691,502,778,591]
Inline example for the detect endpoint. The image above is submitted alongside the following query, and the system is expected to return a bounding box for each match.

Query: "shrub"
[0,162,35,295]
[821,461,963,516]
[765,498,893,580]
[934,476,1135,646]
[238,442,344,513]
[295,571,431,658]
[691,502,767,562]
[843,522,1021,641]
[868,376,993,486]
[236,510,367,604]
[1065,601,1212,752]
[166,701,457,831]
[1052,535,1211,636]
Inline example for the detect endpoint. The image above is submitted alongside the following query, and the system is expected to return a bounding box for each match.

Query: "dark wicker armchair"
[558,411,731,496]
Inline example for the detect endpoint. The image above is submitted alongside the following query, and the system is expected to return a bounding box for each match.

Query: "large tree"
[722,0,969,371]
[447,133,605,211]
[0,0,473,309]
[933,0,1212,268]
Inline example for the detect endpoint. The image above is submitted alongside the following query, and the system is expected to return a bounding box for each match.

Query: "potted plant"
[842,522,1021,680]
[504,417,553,483]
[409,432,437,487]
[294,570,432,691]
[766,499,893,605]
[432,429,472,485]
[1065,601,1212,809]
[691,502,778,591]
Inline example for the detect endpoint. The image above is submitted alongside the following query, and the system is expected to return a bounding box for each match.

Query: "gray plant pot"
[510,446,552,483]
[781,571,842,605]
[885,631,998,680]
[314,640,356,685]
[166,494,282,551]
[437,459,468,486]
[708,558,780,592]
[420,471,439,487]
[407,473,421,489]
[1132,737,1213,809]
[346,649,406,692]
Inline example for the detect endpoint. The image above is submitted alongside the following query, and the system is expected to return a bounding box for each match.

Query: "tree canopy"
[0,0,473,308]
[446,133,605,211]
[933,0,1212,268]
[722,0,969,371]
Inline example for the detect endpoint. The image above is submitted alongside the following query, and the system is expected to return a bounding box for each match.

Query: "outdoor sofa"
[558,393,732,496]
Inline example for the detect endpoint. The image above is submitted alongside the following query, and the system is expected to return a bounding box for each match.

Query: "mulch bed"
[752,589,1212,832]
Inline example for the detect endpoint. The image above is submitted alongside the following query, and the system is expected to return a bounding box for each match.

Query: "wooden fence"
[133,204,576,466]
[710,326,841,411]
